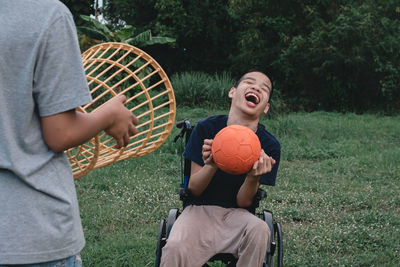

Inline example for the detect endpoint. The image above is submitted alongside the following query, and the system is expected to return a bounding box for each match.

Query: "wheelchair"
[155,119,283,267]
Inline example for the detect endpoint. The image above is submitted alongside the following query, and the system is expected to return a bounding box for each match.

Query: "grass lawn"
[75,107,400,266]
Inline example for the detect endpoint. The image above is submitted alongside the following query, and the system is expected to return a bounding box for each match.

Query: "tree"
[274,0,400,111]
[229,0,400,111]
[97,0,400,112]
[101,0,238,74]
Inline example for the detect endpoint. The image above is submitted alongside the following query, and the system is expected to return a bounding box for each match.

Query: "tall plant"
[77,15,175,51]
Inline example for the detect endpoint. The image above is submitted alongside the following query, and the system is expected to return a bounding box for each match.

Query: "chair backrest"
[173,120,267,213]
[173,119,194,206]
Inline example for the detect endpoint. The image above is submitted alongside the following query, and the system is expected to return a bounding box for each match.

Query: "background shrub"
[171,71,233,109]
[171,71,287,118]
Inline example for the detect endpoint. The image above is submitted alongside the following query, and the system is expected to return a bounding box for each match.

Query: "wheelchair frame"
[155,119,283,267]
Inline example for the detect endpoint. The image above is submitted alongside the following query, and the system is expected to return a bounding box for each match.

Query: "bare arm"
[41,95,138,152]
[187,139,218,197]
[236,150,276,207]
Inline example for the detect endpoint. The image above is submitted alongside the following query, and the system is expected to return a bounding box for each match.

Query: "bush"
[171,71,233,108]
[171,71,287,118]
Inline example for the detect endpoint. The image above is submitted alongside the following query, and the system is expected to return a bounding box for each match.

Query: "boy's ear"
[263,103,270,114]
[228,87,235,98]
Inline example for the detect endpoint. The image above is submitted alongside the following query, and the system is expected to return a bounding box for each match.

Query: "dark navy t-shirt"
[183,115,281,208]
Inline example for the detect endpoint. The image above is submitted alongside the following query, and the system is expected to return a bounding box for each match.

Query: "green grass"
[75,108,400,266]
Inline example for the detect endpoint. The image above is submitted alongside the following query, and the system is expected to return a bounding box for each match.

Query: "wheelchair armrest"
[246,188,267,213]
[256,188,267,200]
[178,187,192,202]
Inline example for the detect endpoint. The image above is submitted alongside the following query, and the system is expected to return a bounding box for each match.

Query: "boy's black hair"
[234,69,273,102]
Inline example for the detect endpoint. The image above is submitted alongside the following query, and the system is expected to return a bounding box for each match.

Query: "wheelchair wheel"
[261,210,283,267]
[155,219,166,267]
[155,208,180,267]
[275,221,283,267]
[166,208,180,238]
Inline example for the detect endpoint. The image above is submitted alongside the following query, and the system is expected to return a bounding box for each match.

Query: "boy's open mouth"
[245,92,260,105]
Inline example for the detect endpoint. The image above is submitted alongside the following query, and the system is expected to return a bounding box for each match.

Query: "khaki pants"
[160,205,270,267]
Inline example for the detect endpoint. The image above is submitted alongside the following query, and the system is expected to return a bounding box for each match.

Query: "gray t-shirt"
[0,0,92,264]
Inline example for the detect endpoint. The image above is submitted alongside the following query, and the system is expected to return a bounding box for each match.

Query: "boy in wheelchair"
[160,70,281,267]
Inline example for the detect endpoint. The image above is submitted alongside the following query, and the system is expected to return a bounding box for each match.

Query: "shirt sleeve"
[33,8,92,117]
[260,139,281,186]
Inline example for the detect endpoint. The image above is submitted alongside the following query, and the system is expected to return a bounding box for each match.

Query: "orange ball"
[211,125,261,175]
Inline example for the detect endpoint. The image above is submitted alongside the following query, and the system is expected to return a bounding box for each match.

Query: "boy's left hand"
[248,149,275,179]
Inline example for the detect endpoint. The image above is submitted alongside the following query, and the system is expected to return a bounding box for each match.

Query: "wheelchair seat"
[155,119,283,267]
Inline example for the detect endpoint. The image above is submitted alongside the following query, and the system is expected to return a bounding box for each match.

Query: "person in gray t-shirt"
[0,0,138,265]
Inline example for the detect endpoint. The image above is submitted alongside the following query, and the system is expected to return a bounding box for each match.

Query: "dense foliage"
[61,0,94,25]
[71,0,400,112]
[76,15,175,51]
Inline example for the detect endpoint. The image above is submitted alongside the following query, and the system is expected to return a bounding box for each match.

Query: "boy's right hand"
[102,95,139,148]
[202,139,217,167]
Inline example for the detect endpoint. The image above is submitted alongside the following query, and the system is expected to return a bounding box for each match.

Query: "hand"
[202,139,217,167]
[248,149,275,180]
[102,95,139,148]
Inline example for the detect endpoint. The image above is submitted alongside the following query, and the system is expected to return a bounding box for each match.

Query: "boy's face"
[229,71,272,118]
